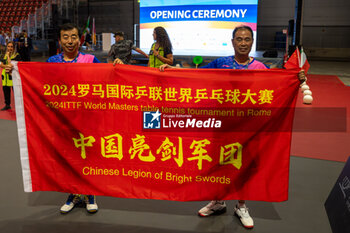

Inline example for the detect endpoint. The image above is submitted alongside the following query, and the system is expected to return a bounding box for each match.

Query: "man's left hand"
[298,70,306,83]
[113,58,124,66]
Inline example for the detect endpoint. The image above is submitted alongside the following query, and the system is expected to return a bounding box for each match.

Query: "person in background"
[13,33,20,50]
[148,26,173,68]
[84,28,92,51]
[0,31,6,55]
[47,23,100,214]
[18,31,32,61]
[0,41,22,111]
[109,31,148,65]
[4,32,10,44]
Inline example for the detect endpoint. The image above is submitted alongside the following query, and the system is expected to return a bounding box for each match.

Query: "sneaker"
[198,200,227,217]
[85,195,98,213]
[60,194,82,214]
[234,205,254,229]
[0,105,11,111]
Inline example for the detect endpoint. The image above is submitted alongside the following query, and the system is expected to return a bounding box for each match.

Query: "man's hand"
[298,69,306,83]
[159,64,173,72]
[113,58,124,66]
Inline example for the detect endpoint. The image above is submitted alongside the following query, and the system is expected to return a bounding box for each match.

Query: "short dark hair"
[114,31,124,37]
[232,26,253,39]
[58,23,80,39]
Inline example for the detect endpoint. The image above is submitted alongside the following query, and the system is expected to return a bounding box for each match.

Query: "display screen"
[140,0,258,56]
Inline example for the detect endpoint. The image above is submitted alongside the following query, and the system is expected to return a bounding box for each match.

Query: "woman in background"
[148,26,173,68]
[0,41,21,111]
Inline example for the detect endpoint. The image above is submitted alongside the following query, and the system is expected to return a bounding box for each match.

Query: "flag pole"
[92,17,96,50]
[296,47,301,68]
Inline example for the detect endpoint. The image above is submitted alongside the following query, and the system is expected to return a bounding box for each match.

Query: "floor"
[0,57,349,232]
[308,60,350,85]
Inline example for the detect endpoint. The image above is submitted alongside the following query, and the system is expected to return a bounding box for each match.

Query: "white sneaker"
[198,200,227,217]
[60,194,82,214]
[85,195,98,213]
[234,205,254,229]
[60,202,74,213]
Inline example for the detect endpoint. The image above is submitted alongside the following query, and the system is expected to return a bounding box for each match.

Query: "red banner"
[13,63,299,202]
